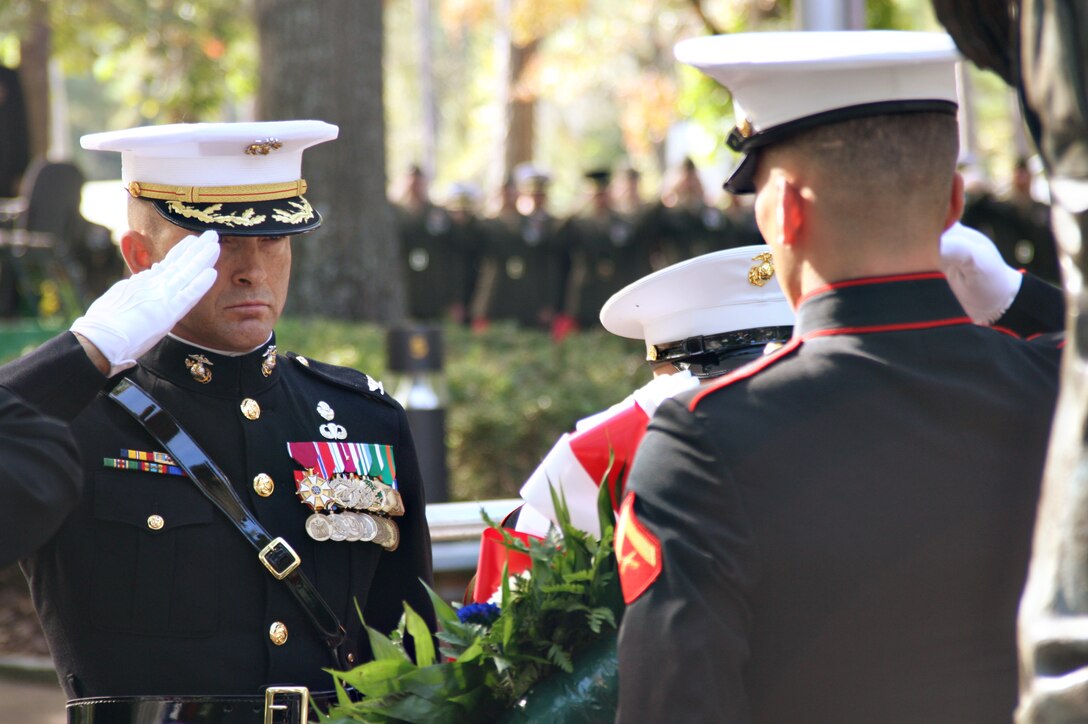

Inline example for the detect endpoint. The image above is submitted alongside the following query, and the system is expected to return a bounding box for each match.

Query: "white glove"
[71,230,220,374]
[939,222,1023,325]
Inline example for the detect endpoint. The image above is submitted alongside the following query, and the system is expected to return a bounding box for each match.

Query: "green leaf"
[333,658,415,698]
[424,580,462,629]
[365,623,411,664]
[404,603,436,667]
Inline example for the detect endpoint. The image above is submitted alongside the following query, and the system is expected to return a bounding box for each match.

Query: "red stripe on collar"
[689,336,803,411]
[797,271,947,306]
[801,316,972,340]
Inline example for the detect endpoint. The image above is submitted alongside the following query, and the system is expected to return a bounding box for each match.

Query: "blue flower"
[457,602,501,626]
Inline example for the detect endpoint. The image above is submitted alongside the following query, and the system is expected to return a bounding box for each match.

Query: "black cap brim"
[151,195,322,236]
[723,152,759,195]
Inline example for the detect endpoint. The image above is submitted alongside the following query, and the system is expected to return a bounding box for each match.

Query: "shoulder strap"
[108,377,354,668]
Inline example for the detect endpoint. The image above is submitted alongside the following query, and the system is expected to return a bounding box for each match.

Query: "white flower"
[487,569,533,605]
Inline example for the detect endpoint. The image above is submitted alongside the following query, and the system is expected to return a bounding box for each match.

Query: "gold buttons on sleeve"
[147,514,165,530]
[240,398,261,420]
[269,621,288,646]
[253,473,274,497]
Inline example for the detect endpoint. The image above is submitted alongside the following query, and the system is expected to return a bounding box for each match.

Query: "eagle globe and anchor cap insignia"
[748,252,775,287]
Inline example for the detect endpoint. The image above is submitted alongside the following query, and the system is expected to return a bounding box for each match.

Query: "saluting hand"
[939,222,1023,326]
[70,230,220,376]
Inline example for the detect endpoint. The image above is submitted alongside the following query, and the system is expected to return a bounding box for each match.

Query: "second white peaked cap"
[600,245,794,368]
[81,120,339,235]
[674,31,961,193]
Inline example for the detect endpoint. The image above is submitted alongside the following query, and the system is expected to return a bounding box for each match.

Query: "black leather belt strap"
[67,689,338,724]
[108,377,350,666]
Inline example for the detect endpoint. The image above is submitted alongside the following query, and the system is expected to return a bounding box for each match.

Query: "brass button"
[346,652,356,664]
[240,398,261,420]
[269,621,288,646]
[147,514,164,530]
[253,473,274,497]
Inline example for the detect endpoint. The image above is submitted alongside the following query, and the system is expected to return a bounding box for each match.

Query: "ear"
[941,172,966,232]
[777,177,805,247]
[120,230,156,274]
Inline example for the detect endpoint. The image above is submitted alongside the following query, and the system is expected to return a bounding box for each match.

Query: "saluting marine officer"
[615,32,1063,723]
[0,121,435,723]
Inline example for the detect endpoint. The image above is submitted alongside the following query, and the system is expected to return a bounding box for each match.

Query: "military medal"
[349,512,379,542]
[185,354,213,383]
[328,514,350,542]
[261,345,277,377]
[296,469,335,511]
[305,513,332,541]
[288,441,404,547]
[372,516,400,551]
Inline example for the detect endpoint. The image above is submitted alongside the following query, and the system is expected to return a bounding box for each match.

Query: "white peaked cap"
[81,120,339,236]
[81,120,339,186]
[673,31,962,193]
[599,245,794,348]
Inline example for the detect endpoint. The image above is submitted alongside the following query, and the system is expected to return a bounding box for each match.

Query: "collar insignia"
[185,354,214,384]
[261,345,278,377]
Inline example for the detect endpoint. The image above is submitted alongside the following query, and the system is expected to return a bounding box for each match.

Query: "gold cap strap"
[128,179,308,203]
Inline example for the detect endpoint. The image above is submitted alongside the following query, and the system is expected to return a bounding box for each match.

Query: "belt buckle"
[264,685,310,724]
[259,537,301,580]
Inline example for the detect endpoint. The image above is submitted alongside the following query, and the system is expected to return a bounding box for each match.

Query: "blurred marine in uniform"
[392,164,455,321]
[474,164,567,331]
[562,169,655,330]
[0,121,435,722]
[615,32,1062,723]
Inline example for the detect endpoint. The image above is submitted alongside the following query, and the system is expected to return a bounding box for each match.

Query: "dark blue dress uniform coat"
[0,389,80,567]
[0,332,435,699]
[615,273,1062,723]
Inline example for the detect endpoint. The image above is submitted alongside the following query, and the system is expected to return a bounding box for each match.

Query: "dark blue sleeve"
[995,273,1065,337]
[0,389,81,565]
[616,398,755,723]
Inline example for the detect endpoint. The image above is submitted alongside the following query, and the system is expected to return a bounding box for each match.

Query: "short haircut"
[126,197,176,252]
[767,111,959,213]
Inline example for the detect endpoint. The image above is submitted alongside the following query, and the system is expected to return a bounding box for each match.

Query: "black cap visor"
[722,99,959,196]
[151,195,322,237]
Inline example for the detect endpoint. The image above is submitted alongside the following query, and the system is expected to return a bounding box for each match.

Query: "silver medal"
[328,513,350,542]
[305,513,332,542]
[352,512,379,542]
[340,513,362,541]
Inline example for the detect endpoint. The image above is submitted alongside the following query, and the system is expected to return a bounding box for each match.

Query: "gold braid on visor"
[127,179,308,203]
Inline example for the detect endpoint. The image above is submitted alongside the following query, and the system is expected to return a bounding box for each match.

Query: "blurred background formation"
[0,0,1061,529]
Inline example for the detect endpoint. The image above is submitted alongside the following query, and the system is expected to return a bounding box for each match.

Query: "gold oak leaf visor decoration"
[129,179,321,236]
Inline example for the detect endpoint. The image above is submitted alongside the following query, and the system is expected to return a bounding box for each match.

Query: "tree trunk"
[505,39,539,173]
[255,0,404,322]
[19,0,50,163]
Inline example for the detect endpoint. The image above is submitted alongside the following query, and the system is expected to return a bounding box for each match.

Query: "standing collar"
[139,332,281,396]
[795,273,972,339]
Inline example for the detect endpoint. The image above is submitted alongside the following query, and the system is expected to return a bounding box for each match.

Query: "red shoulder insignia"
[615,493,662,604]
